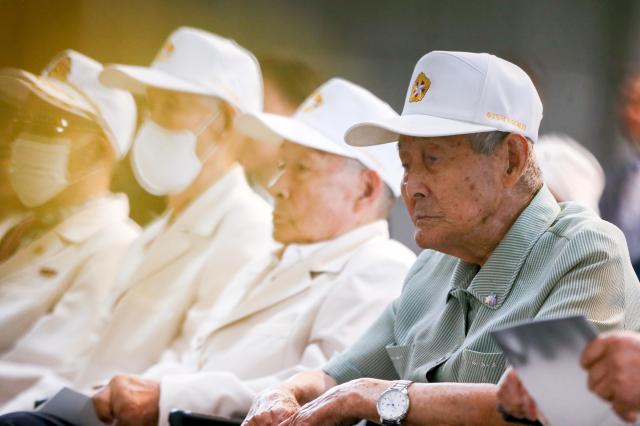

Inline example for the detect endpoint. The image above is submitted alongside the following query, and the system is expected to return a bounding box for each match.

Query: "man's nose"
[404,171,428,199]
[268,169,289,199]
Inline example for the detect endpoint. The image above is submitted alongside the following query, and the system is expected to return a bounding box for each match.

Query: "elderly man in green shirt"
[243,51,640,426]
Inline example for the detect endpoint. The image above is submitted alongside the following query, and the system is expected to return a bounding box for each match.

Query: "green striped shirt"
[324,185,640,385]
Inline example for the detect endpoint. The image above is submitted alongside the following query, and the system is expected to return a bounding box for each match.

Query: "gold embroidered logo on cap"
[155,41,175,63]
[485,112,527,131]
[46,56,72,81]
[409,72,431,103]
[302,91,323,112]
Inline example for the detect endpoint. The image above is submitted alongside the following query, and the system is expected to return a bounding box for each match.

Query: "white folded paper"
[492,316,634,426]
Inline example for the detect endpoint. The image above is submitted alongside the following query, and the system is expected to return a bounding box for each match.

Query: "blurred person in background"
[536,133,605,214]
[0,49,140,378]
[601,72,640,277]
[238,55,325,202]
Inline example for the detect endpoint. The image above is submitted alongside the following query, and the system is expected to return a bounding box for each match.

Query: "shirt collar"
[449,185,561,310]
[279,239,327,271]
[279,220,390,274]
[55,194,131,243]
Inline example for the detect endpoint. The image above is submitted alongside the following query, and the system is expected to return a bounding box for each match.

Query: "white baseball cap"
[235,78,404,196]
[535,133,604,213]
[345,51,543,147]
[100,27,262,113]
[0,50,137,159]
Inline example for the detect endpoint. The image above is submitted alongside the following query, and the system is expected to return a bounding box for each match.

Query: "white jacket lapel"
[215,262,314,330]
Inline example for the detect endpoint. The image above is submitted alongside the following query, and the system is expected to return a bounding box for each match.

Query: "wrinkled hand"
[242,387,302,426]
[92,375,160,426]
[497,368,540,422]
[281,378,385,426]
[581,331,640,423]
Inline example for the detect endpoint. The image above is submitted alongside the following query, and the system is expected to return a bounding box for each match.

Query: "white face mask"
[131,112,220,196]
[10,135,71,208]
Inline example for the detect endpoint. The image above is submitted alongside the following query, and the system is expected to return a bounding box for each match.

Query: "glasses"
[9,107,101,140]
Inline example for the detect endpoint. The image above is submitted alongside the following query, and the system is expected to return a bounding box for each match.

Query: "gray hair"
[467,131,542,194]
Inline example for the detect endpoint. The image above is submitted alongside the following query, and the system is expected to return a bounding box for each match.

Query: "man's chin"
[413,227,440,249]
[273,228,300,246]
[414,233,434,250]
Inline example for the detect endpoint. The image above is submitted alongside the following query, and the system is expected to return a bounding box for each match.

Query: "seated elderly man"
[0,78,415,426]
[68,27,277,386]
[0,50,140,408]
[498,331,640,424]
[0,50,139,356]
[244,51,640,426]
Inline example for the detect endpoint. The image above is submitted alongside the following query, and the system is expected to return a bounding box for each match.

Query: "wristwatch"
[376,380,413,425]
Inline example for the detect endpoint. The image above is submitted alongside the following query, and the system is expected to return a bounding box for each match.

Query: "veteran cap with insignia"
[345,51,543,147]
[0,50,137,159]
[99,27,263,114]
[235,78,404,196]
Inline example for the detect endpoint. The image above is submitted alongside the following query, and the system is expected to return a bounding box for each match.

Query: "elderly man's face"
[269,141,362,245]
[398,135,504,250]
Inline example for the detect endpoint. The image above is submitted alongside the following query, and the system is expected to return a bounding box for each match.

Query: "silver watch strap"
[390,380,413,392]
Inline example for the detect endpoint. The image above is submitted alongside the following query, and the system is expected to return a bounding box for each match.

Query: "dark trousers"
[0,412,76,426]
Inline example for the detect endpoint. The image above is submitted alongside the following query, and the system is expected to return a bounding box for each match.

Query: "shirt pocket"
[453,349,507,384]
[385,344,412,378]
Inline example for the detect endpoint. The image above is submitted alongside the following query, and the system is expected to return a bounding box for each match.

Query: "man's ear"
[219,102,236,134]
[356,168,383,211]
[207,103,238,149]
[503,133,530,188]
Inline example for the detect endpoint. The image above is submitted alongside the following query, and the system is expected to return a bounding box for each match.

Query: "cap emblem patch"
[409,72,431,103]
[46,56,72,81]
[155,41,175,63]
[302,91,323,112]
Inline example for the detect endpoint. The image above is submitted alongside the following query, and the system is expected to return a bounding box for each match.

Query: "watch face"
[377,389,409,420]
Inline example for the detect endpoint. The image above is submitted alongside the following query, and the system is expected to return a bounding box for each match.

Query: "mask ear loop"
[194,109,223,164]
[193,109,222,137]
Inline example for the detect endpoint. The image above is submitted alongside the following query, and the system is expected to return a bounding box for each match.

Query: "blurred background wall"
[1,0,638,252]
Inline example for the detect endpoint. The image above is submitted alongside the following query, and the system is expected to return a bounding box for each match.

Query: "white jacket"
[73,165,276,387]
[0,195,140,355]
[0,195,140,406]
[145,220,416,424]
